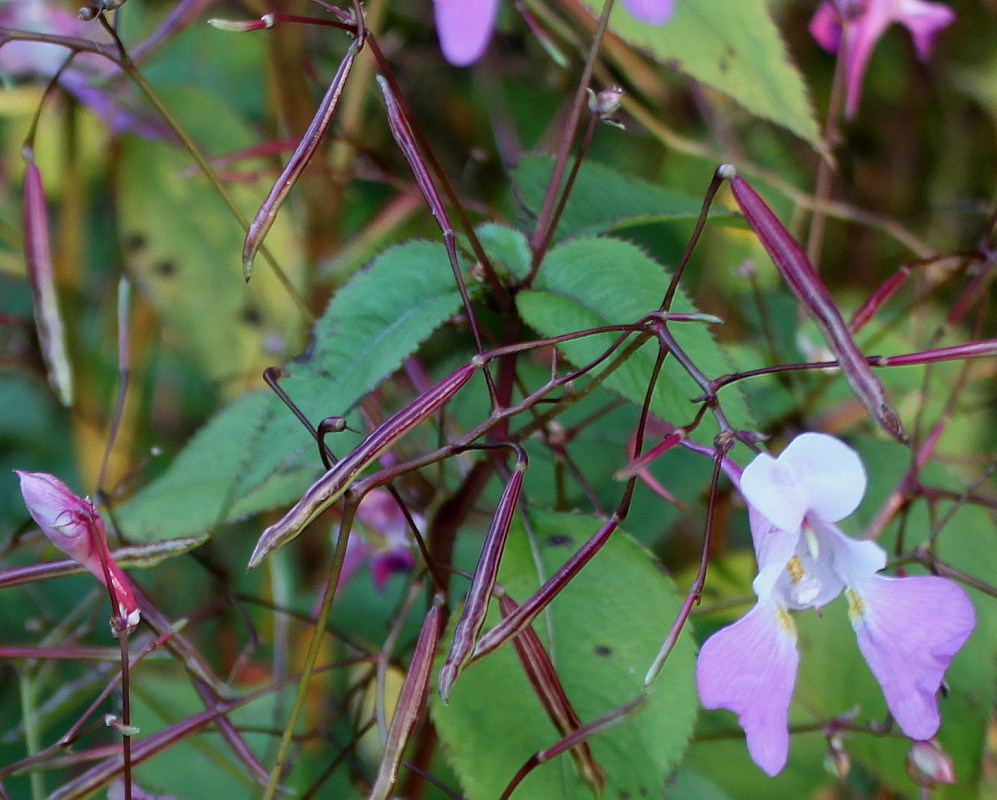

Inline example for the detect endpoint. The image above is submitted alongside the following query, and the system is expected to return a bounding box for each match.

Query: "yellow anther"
[786,555,805,584]
[846,588,866,622]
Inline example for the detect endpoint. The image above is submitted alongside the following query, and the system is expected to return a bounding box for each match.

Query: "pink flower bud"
[907,739,956,787]
[15,470,140,632]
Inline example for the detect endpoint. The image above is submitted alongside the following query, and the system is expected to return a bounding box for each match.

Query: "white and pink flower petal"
[848,574,975,740]
[696,601,800,776]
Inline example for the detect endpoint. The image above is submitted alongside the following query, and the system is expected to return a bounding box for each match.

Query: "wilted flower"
[15,470,140,632]
[337,489,417,592]
[696,433,975,776]
[810,0,956,117]
[434,0,676,67]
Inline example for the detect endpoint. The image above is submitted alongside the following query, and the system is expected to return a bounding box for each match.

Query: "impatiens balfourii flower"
[336,489,417,593]
[434,0,675,66]
[810,0,956,118]
[16,470,140,633]
[695,433,975,776]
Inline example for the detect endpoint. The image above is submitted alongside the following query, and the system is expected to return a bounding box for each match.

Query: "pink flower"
[695,434,975,776]
[810,0,955,118]
[434,0,675,66]
[337,489,417,592]
[15,470,140,632]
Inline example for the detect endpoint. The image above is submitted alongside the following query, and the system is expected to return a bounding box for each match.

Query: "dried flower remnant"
[433,0,675,66]
[695,434,975,776]
[810,0,956,117]
[15,470,140,633]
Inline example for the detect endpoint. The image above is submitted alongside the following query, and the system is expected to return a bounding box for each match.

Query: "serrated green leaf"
[513,155,735,242]
[432,509,697,800]
[115,241,465,542]
[475,222,532,281]
[582,0,820,146]
[516,237,752,437]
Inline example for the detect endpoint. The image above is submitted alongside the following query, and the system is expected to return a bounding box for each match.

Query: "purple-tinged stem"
[498,693,649,800]
[644,445,728,685]
[498,594,605,796]
[470,511,622,662]
[369,601,443,800]
[661,167,728,311]
[21,160,73,407]
[376,75,496,402]
[724,167,906,442]
[849,265,910,333]
[117,631,132,800]
[439,450,526,702]
[527,0,617,278]
[248,361,480,568]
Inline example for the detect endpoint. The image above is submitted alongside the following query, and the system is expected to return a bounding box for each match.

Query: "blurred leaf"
[513,155,736,243]
[516,236,753,438]
[432,509,697,799]
[583,0,821,146]
[118,104,307,395]
[115,240,465,542]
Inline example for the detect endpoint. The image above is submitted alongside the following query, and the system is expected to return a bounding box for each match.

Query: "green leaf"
[582,0,821,146]
[512,155,735,242]
[516,237,753,437]
[475,222,532,281]
[115,240,465,542]
[432,509,697,800]
[118,121,307,394]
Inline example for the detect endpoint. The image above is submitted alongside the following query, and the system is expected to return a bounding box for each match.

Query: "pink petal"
[740,453,808,533]
[621,0,674,26]
[697,601,799,776]
[849,575,975,740]
[434,0,501,67]
[777,433,866,523]
[16,470,140,629]
[809,2,843,53]
[897,0,955,59]
[16,470,102,569]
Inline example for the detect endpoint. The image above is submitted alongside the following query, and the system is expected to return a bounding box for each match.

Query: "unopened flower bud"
[588,85,624,117]
[906,739,956,787]
[16,470,140,633]
[823,734,850,781]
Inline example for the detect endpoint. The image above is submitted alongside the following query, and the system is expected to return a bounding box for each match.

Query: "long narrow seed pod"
[499,594,604,796]
[22,160,73,406]
[248,361,479,568]
[471,512,622,662]
[722,166,906,442]
[368,601,443,800]
[242,22,363,277]
[438,453,526,703]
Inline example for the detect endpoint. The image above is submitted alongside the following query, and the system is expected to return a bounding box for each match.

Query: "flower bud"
[906,739,956,787]
[15,470,140,632]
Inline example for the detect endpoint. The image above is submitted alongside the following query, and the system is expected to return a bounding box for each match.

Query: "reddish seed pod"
[23,161,73,406]
[439,458,526,702]
[248,361,479,568]
[724,167,906,442]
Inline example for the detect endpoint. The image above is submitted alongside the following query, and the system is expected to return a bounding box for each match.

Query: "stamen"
[774,605,796,635]
[786,555,805,584]
[845,588,866,622]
